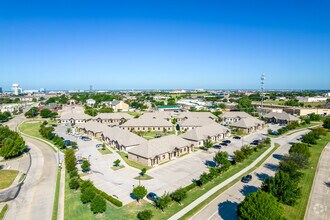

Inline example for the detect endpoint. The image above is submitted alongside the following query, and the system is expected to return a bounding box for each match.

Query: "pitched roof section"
[178,112,218,120]
[230,117,264,129]
[263,112,300,121]
[59,112,92,120]
[93,113,133,120]
[180,123,230,141]
[102,127,147,147]
[120,118,173,127]
[128,135,191,158]
[179,117,216,127]
[76,121,109,133]
[219,111,252,119]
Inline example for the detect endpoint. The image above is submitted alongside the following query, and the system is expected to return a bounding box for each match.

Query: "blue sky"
[0,0,329,91]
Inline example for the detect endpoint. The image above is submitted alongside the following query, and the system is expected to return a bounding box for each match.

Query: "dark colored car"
[233,136,241,139]
[241,174,252,183]
[147,192,159,202]
[80,136,91,141]
[213,144,221,149]
[220,142,228,146]
[223,140,231,144]
[64,140,71,146]
[250,140,259,145]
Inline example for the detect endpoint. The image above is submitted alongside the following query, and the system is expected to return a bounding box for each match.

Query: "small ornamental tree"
[203,139,213,150]
[289,143,311,159]
[156,192,172,211]
[133,185,148,202]
[69,177,80,190]
[213,151,230,169]
[323,117,330,129]
[170,188,187,204]
[81,160,91,172]
[91,195,106,214]
[238,190,284,220]
[233,150,246,163]
[137,210,153,220]
[65,149,77,173]
[81,187,96,203]
[80,180,94,193]
[140,168,147,176]
[113,159,121,167]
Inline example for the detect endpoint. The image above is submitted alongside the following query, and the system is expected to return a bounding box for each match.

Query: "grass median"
[284,133,330,219]
[0,170,19,189]
[52,168,61,220]
[0,204,8,220]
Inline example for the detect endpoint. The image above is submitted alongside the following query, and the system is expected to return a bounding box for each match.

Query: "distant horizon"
[1,1,330,90]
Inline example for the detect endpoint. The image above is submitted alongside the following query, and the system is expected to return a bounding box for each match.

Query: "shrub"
[69,177,80,190]
[81,187,96,203]
[265,137,271,144]
[133,185,148,202]
[69,169,79,178]
[137,210,153,220]
[80,180,94,193]
[323,117,330,129]
[91,195,106,214]
[289,143,311,158]
[233,150,246,163]
[156,192,172,211]
[171,188,187,203]
[81,160,91,172]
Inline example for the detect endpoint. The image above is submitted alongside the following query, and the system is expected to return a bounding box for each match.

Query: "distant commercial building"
[296,96,327,102]
[86,99,96,106]
[12,84,22,95]
[0,87,2,93]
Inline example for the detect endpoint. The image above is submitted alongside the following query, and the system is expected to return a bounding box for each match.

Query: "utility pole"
[260,74,266,117]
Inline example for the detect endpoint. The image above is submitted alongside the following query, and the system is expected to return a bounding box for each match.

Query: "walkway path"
[305,142,330,220]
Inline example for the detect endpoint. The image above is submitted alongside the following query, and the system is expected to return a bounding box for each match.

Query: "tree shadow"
[205,160,217,167]
[239,185,259,196]
[324,182,330,188]
[264,163,279,171]
[0,165,4,170]
[256,172,270,181]
[273,154,283,160]
[218,200,239,220]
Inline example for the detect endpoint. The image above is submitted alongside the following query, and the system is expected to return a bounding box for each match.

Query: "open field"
[19,121,43,139]
[284,132,330,219]
[0,170,19,189]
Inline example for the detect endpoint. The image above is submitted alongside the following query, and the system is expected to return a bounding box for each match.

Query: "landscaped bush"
[170,188,187,204]
[137,210,153,220]
[91,195,106,214]
[233,150,246,163]
[81,187,96,203]
[156,192,172,211]
[323,117,330,129]
[69,177,80,190]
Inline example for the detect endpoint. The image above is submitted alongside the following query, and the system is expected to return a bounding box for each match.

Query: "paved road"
[3,107,58,220]
[190,130,310,220]
[305,143,330,220]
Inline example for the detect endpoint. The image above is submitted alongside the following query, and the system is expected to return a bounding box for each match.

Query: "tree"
[238,190,284,220]
[113,159,121,167]
[69,177,80,190]
[66,128,72,133]
[81,180,94,193]
[81,160,91,172]
[237,96,254,114]
[140,168,147,176]
[133,185,147,202]
[40,108,54,118]
[233,150,246,163]
[203,138,213,150]
[137,210,153,220]
[309,113,321,121]
[323,117,330,129]
[84,109,98,117]
[0,127,26,159]
[281,153,309,170]
[261,170,301,206]
[170,188,186,204]
[65,149,77,173]
[302,132,317,145]
[213,151,230,169]
[289,143,311,159]
[81,187,96,203]
[24,107,39,118]
[156,192,172,211]
[279,158,303,181]
[91,195,106,213]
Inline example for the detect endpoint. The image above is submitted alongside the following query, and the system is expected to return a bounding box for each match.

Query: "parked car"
[272,130,280,135]
[241,174,252,183]
[64,140,71,146]
[213,144,221,149]
[76,159,83,164]
[51,124,57,127]
[80,136,91,141]
[250,140,259,145]
[96,144,103,148]
[297,137,303,141]
[220,142,228,146]
[227,155,234,162]
[223,140,231,144]
[233,136,241,139]
[147,192,159,202]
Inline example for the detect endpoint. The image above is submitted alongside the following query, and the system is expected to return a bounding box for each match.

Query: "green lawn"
[284,132,330,220]
[98,147,112,155]
[125,111,142,118]
[19,121,43,139]
[0,204,8,220]
[134,174,153,180]
[116,151,151,170]
[52,168,61,220]
[0,170,19,189]
[111,165,125,171]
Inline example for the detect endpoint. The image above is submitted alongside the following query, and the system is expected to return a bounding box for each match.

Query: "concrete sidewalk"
[168,141,275,220]
[305,143,330,220]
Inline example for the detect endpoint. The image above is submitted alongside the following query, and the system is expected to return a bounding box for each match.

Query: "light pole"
[260,74,266,117]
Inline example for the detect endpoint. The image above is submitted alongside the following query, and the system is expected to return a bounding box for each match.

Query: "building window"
[162,155,165,159]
